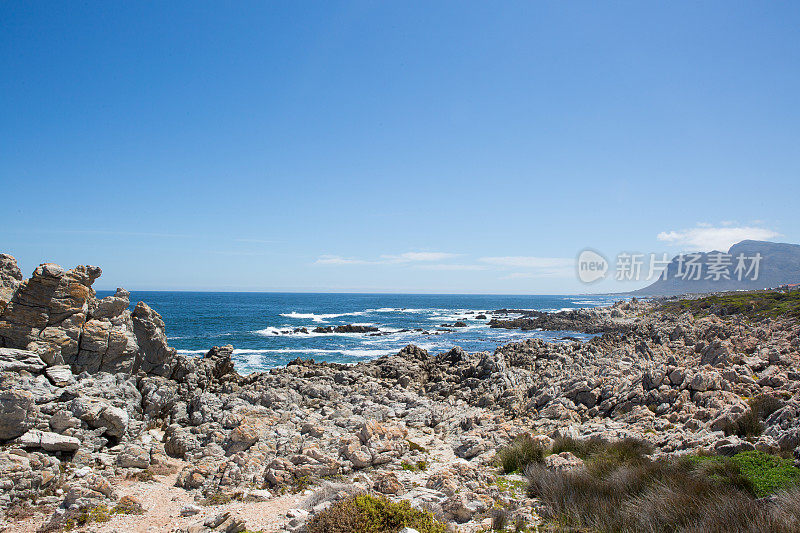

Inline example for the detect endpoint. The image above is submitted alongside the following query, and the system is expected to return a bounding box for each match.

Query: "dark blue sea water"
[97,292,618,373]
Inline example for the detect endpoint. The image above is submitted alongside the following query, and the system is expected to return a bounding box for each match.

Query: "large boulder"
[0,388,38,440]
[132,302,177,377]
[0,254,22,314]
[17,430,81,452]
[89,288,130,320]
[0,258,147,375]
[0,262,101,366]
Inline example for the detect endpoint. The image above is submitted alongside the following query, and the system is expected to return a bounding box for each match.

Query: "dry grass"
[527,443,800,533]
[723,394,784,438]
[496,435,545,474]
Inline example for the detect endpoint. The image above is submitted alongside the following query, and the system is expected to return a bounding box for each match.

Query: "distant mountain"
[632,240,800,296]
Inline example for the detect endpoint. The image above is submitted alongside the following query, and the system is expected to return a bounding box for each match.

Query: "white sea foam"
[253,324,403,338]
[279,311,367,322]
[363,307,439,314]
[179,347,395,359]
[253,327,285,336]
[241,348,393,358]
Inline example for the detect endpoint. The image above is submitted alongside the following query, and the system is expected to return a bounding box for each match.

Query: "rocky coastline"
[1,254,799,532]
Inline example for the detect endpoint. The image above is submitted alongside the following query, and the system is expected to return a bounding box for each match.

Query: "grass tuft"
[496,435,545,474]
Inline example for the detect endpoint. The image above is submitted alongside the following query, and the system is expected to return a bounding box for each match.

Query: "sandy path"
[11,466,306,532]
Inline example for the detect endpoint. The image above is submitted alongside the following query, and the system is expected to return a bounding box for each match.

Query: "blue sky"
[1,2,798,293]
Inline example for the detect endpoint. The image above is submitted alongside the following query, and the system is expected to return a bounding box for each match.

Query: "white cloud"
[415,264,488,271]
[480,256,574,268]
[656,225,780,252]
[480,256,575,279]
[314,255,372,265]
[235,238,278,244]
[380,252,459,263]
[315,251,458,266]
[500,269,573,279]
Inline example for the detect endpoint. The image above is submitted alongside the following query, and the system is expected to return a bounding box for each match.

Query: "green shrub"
[750,394,785,419]
[401,460,428,472]
[62,505,112,530]
[686,450,800,497]
[660,290,800,320]
[496,435,545,474]
[491,507,508,530]
[201,492,233,506]
[729,450,800,497]
[306,494,447,533]
[725,408,765,438]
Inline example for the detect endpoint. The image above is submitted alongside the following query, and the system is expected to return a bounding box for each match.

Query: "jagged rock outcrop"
[132,301,178,376]
[0,255,177,377]
[0,254,23,314]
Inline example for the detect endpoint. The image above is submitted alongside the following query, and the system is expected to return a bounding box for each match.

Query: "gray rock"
[90,288,130,320]
[0,254,22,312]
[0,348,46,373]
[99,405,128,438]
[116,444,150,469]
[714,436,756,456]
[180,504,202,516]
[454,436,487,459]
[689,371,721,392]
[68,398,129,438]
[545,451,585,471]
[0,389,37,440]
[17,430,81,452]
[49,410,81,433]
[132,302,178,377]
[45,365,75,387]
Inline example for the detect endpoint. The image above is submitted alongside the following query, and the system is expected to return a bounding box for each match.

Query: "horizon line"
[94,287,623,297]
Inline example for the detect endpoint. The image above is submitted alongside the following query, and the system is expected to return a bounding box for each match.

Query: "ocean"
[98,291,618,373]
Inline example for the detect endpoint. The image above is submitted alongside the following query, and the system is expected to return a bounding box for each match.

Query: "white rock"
[44,365,75,387]
[180,504,202,517]
[17,430,80,452]
[286,508,309,519]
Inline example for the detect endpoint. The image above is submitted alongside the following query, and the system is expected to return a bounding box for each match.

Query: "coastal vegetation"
[494,435,800,532]
[306,494,447,533]
[661,289,800,320]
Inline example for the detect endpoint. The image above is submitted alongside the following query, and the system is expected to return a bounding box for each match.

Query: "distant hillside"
[632,240,800,296]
